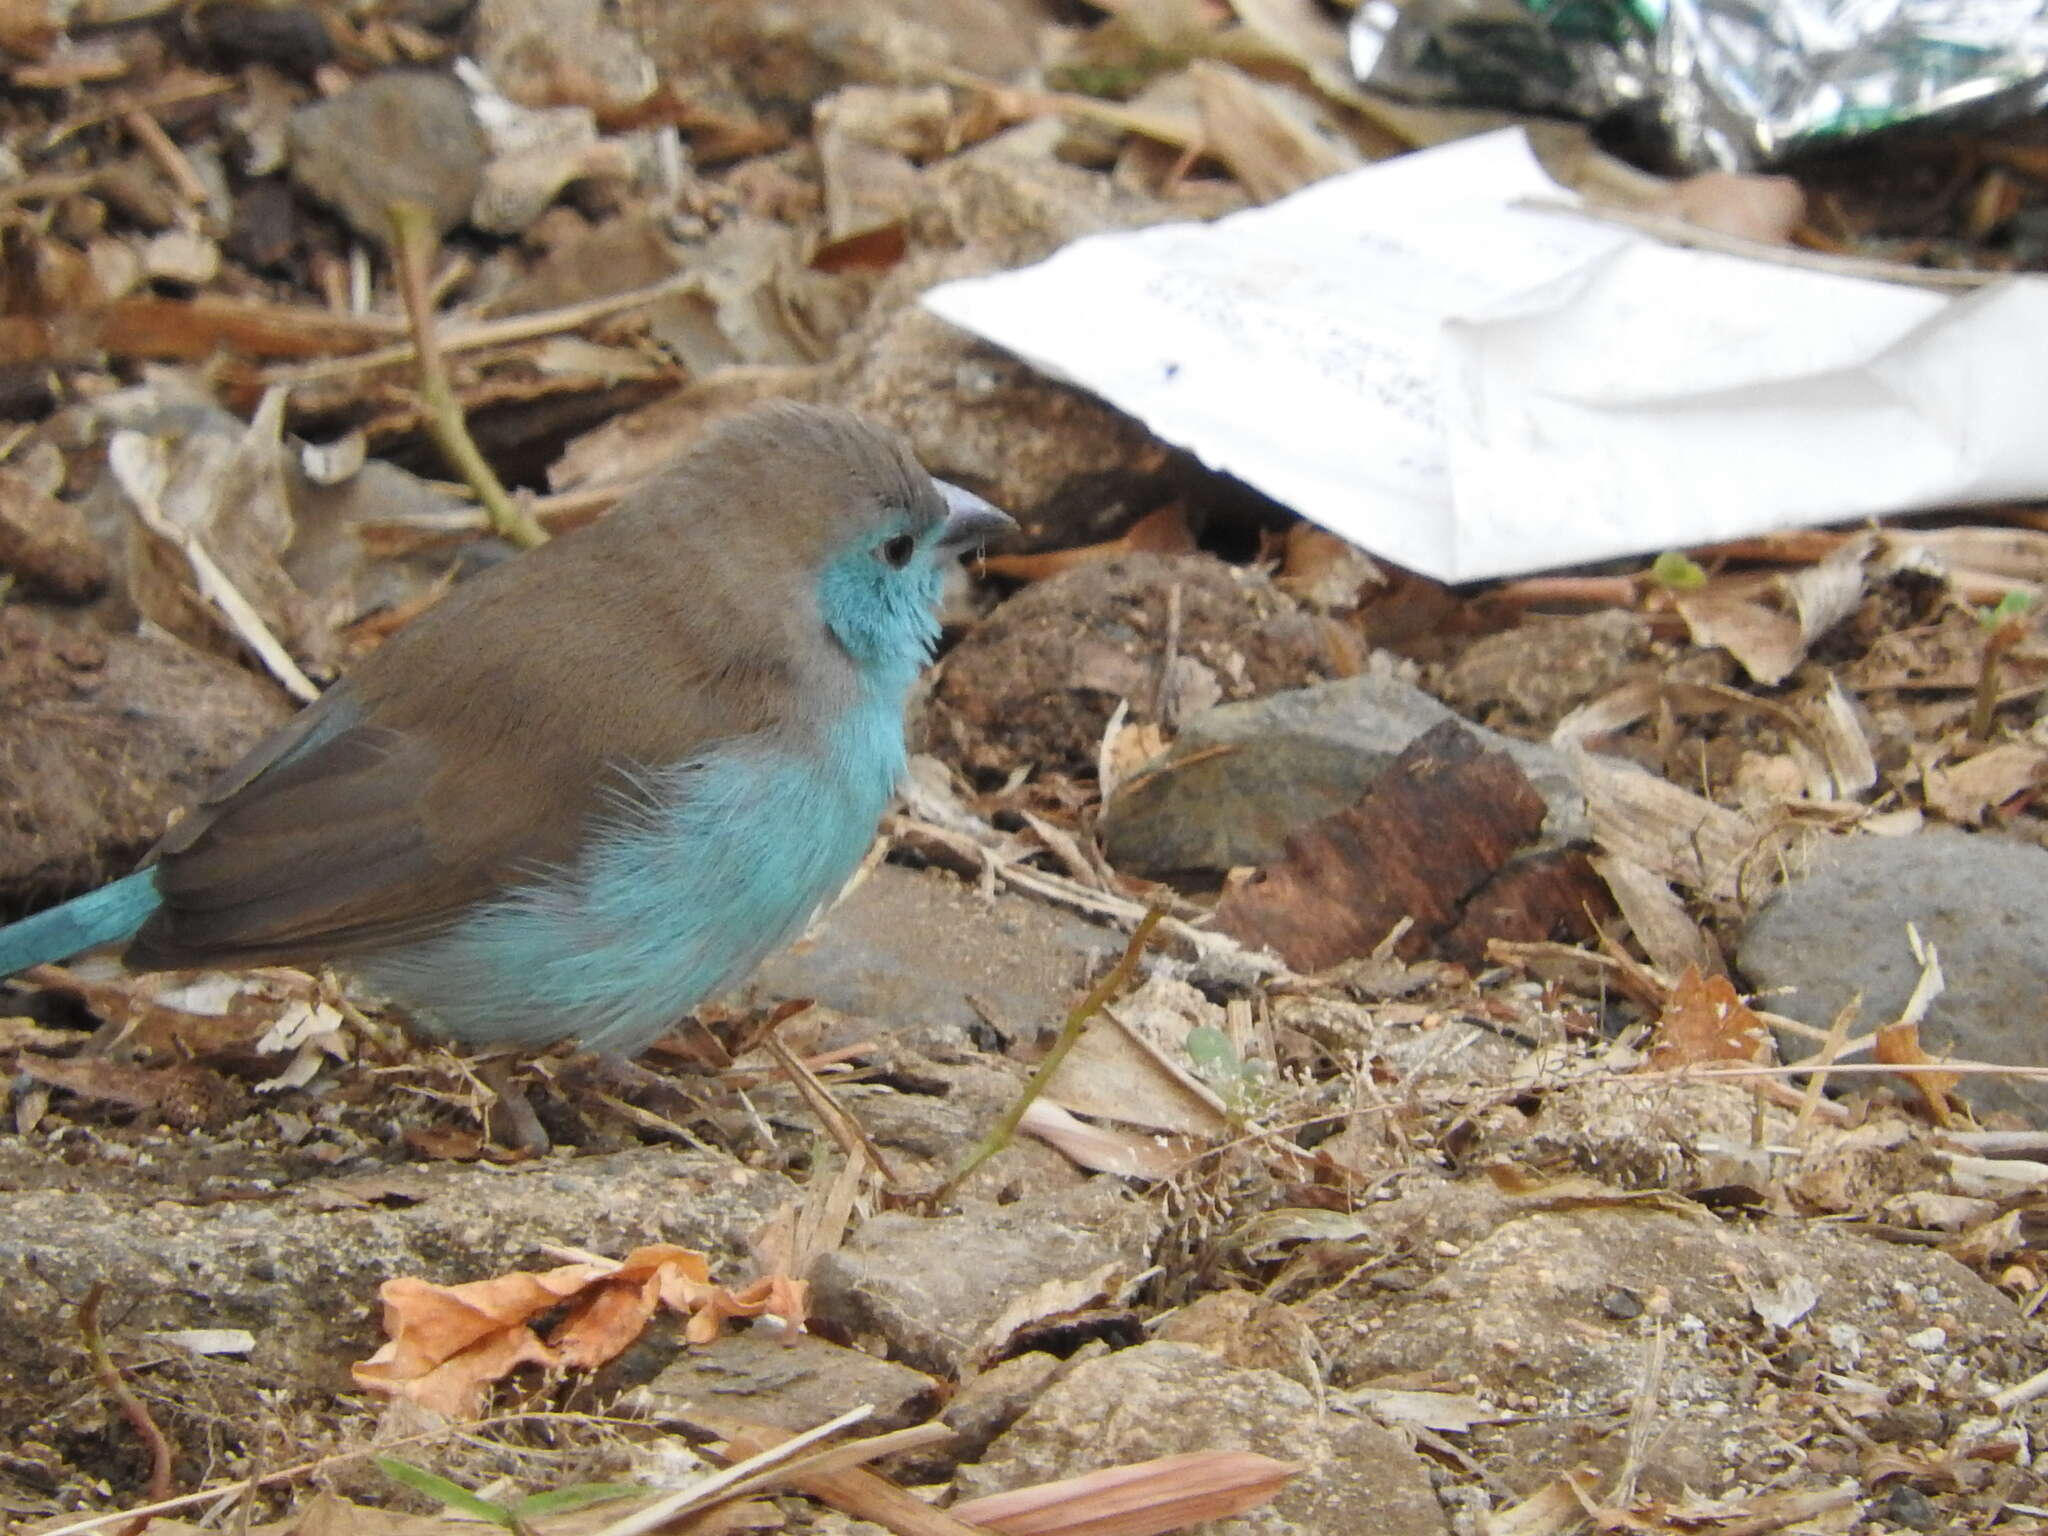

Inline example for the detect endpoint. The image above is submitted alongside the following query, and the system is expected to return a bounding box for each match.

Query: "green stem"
[387,201,546,550]
[938,908,1166,1202]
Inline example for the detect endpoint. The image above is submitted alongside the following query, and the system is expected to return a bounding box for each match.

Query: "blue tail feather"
[0,870,161,977]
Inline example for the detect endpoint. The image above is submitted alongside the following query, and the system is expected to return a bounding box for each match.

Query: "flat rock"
[1101,675,1587,878]
[747,863,1121,1051]
[1738,830,2048,1121]
[0,1146,796,1454]
[286,71,486,242]
[1333,1203,2029,1499]
[0,608,290,910]
[638,1329,941,1432]
[952,1341,1448,1536]
[808,1180,1162,1375]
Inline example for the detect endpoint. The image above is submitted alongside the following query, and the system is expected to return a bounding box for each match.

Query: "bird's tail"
[0,870,160,977]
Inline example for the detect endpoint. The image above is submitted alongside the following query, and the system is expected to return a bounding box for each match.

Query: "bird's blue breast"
[362,693,906,1055]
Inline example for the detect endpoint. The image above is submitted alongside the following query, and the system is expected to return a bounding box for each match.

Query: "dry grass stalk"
[950,1449,1302,1536]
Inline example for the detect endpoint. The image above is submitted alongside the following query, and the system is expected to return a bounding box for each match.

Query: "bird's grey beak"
[935,480,1015,552]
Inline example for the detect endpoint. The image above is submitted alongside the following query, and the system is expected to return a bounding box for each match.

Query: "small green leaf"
[1983,589,2035,627]
[1649,551,1706,590]
[1184,1025,1238,1076]
[375,1458,514,1525]
[512,1484,646,1519]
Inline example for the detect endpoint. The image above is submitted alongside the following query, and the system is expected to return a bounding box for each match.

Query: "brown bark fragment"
[1213,719,1547,971]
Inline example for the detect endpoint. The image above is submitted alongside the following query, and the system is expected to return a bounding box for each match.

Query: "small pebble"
[1600,1287,1643,1320]
[1903,1326,1947,1352]
[144,228,220,285]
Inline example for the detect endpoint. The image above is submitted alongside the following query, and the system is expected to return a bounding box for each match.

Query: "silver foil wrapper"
[1349,0,2048,170]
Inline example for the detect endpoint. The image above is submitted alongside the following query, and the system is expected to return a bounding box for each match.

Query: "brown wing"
[128,685,513,966]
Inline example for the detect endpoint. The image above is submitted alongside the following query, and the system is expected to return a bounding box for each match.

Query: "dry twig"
[78,1283,176,1531]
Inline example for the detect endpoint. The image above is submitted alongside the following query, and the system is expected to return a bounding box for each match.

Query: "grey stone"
[808,1180,1162,1375]
[0,1147,795,1440]
[952,1342,1447,1536]
[747,862,1120,1050]
[1332,1204,2026,1500]
[286,72,486,243]
[1099,675,1588,879]
[639,1329,941,1432]
[1739,830,2048,1122]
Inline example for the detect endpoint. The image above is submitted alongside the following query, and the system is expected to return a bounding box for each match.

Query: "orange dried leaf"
[353,1317,559,1417]
[352,1244,806,1412]
[1646,965,1773,1070]
[550,1269,667,1368]
[952,1450,1300,1536]
[1875,1020,1961,1123]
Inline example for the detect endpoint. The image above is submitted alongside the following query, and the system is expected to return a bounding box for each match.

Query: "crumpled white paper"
[923,129,2048,583]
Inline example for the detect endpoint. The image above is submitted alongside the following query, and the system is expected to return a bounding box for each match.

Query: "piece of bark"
[1437,848,1614,968]
[1214,720,1546,972]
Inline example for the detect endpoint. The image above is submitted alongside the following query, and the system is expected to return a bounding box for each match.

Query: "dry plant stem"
[1482,574,1641,610]
[590,1405,875,1536]
[715,1422,990,1536]
[1971,617,2026,740]
[386,201,546,550]
[939,908,1166,1201]
[77,1282,176,1530]
[269,267,705,385]
[121,109,210,206]
[765,1028,901,1184]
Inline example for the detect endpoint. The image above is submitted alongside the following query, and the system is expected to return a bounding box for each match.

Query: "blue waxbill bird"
[0,403,1013,1055]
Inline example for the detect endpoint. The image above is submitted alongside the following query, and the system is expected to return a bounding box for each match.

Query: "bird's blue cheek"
[817,547,943,673]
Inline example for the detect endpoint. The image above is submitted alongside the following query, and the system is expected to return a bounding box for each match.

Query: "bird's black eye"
[880,533,916,568]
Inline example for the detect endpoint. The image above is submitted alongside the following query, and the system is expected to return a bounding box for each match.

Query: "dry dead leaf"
[1348,1387,1509,1432]
[1567,747,1783,903]
[15,1052,242,1130]
[1045,976,1230,1136]
[1273,520,1381,609]
[1021,1098,1204,1179]
[1480,1471,1601,1536]
[1922,741,2048,824]
[1592,854,1722,979]
[1875,1020,1961,1126]
[1646,966,1772,1071]
[353,1245,807,1416]
[1189,59,1357,202]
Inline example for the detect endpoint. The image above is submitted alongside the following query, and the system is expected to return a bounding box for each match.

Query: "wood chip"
[1214,720,1546,970]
